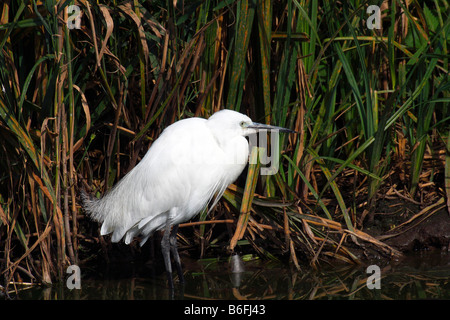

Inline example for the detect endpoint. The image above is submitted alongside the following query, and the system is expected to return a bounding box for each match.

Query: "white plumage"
[83,110,250,243]
[82,109,293,288]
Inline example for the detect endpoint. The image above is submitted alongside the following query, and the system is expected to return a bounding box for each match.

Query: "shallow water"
[10,250,450,300]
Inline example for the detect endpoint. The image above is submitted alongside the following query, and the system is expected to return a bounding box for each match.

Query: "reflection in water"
[11,251,450,300]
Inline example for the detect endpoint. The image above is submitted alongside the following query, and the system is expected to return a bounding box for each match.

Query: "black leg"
[169,224,184,284]
[161,223,174,289]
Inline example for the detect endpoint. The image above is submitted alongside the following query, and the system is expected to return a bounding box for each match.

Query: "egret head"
[207,109,294,139]
[205,110,295,171]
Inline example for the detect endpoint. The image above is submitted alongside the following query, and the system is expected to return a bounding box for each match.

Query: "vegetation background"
[0,0,449,289]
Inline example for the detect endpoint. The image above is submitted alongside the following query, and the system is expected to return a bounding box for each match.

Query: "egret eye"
[239,121,247,128]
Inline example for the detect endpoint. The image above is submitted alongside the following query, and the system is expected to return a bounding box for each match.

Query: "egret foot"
[169,224,185,284]
[161,223,184,288]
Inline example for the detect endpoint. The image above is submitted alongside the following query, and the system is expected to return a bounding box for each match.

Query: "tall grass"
[0,0,448,287]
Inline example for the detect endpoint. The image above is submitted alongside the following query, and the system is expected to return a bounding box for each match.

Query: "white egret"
[82,109,294,288]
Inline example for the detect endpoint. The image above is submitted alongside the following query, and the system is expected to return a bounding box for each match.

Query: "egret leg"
[161,223,174,289]
[169,224,184,284]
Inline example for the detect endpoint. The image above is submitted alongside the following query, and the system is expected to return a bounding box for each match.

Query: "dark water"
[9,250,450,300]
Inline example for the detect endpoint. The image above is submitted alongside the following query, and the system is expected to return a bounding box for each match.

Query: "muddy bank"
[358,195,450,257]
[383,208,450,252]
[331,197,450,263]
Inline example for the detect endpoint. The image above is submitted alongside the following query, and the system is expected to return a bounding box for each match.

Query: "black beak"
[247,122,297,133]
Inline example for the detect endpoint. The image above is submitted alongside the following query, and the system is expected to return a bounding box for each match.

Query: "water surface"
[11,250,450,300]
